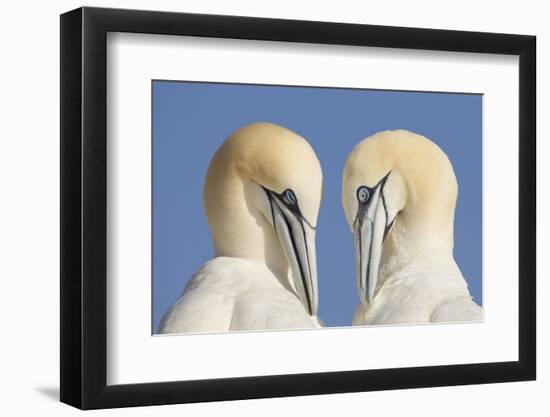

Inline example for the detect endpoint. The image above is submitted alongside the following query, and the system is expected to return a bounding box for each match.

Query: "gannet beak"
[265,190,318,316]
[354,174,393,306]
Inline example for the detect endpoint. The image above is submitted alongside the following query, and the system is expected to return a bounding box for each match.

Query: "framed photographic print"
[60,6,536,409]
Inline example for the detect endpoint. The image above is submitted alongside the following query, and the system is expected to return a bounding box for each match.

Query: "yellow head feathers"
[205,122,323,226]
[342,129,458,254]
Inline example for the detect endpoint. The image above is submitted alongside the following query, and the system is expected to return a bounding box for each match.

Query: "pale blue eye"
[283,189,297,205]
[357,186,370,203]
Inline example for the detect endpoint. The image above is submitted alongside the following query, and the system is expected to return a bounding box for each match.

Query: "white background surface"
[0,0,545,415]
[108,33,518,385]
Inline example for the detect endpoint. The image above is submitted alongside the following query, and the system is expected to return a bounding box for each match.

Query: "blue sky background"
[152,81,482,332]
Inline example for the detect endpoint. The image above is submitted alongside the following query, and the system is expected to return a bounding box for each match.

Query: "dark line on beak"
[281,213,313,315]
[364,192,385,303]
[354,171,392,304]
[299,215,317,231]
[384,217,395,241]
[263,186,314,315]
[357,225,363,296]
[300,220,315,315]
[381,193,396,241]
[364,218,374,303]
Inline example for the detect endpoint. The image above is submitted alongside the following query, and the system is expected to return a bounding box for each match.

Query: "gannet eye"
[357,186,370,204]
[282,189,297,206]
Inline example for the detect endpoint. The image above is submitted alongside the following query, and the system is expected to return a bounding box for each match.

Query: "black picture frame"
[60,6,536,410]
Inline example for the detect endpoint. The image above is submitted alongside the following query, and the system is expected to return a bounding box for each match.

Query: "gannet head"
[342,130,458,306]
[204,122,322,316]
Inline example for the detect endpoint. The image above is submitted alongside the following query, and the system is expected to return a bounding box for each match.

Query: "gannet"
[341,130,482,325]
[158,122,323,333]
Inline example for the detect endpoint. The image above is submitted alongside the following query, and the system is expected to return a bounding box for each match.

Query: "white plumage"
[159,257,321,333]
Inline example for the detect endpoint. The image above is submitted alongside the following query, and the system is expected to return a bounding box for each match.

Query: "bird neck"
[204,172,293,290]
[379,206,455,285]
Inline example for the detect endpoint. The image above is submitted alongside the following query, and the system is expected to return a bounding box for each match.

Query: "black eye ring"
[357,186,370,204]
[282,189,297,206]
